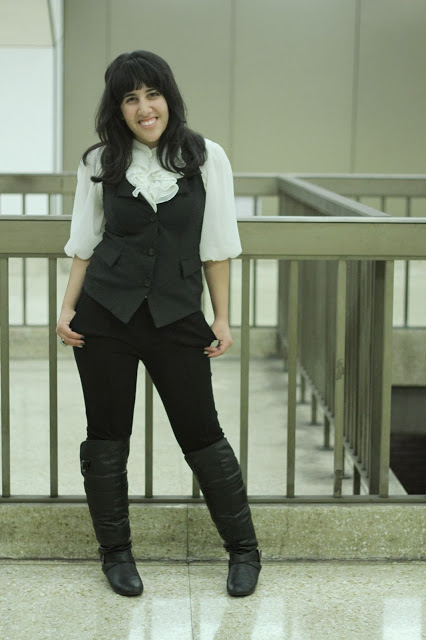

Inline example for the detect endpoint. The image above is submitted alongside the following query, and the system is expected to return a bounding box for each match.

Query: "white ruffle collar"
[125,140,181,212]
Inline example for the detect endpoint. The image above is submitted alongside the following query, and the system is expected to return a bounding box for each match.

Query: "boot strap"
[101,549,135,566]
[228,550,261,570]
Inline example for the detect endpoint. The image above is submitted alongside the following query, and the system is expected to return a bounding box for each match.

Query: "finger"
[205,341,230,358]
[59,328,85,340]
[65,339,86,348]
[57,331,85,347]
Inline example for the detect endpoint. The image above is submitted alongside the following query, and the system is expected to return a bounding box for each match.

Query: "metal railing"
[296,174,426,328]
[234,173,426,328]
[1,178,425,502]
[1,173,425,328]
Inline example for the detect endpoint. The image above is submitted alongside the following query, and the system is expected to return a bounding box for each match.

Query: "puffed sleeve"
[64,148,105,259]
[199,139,242,262]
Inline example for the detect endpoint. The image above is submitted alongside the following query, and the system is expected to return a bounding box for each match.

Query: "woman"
[56,50,261,598]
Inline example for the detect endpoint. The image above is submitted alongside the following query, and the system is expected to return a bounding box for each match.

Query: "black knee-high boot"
[80,439,143,597]
[185,437,261,597]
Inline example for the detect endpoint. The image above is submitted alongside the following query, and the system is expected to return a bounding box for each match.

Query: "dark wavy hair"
[82,50,206,184]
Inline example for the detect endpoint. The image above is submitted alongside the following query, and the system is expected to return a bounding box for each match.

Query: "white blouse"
[64,138,242,262]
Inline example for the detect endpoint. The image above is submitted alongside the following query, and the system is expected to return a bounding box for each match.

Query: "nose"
[137,98,152,117]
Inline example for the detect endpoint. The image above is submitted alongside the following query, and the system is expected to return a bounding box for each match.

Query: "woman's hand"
[204,320,233,358]
[56,309,85,348]
[56,256,90,347]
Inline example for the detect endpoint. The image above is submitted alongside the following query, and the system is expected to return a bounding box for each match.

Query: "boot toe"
[104,562,143,596]
[102,551,144,597]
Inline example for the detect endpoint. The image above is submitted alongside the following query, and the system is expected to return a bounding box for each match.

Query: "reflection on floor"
[0,560,424,640]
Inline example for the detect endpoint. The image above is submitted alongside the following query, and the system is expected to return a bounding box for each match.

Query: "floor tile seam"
[1,558,425,566]
[184,502,197,638]
[187,560,196,640]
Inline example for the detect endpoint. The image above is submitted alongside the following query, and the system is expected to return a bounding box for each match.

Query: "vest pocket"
[181,255,202,278]
[92,241,121,267]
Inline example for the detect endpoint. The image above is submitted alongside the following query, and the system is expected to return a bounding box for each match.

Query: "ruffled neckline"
[125,140,181,212]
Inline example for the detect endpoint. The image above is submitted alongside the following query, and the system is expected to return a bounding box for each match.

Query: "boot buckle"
[80,459,90,475]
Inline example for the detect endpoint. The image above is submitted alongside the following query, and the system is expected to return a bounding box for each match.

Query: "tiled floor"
[0,560,424,639]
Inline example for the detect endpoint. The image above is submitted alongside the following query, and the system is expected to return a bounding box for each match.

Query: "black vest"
[82,171,206,327]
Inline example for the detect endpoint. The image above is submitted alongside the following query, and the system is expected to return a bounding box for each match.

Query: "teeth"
[139,118,156,127]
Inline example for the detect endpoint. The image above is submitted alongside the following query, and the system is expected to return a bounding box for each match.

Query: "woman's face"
[120,85,169,148]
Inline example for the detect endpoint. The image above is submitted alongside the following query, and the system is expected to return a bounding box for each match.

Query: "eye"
[125,96,136,103]
[148,90,161,98]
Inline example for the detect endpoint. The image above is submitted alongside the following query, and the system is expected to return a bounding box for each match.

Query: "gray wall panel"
[355,0,426,172]
[233,0,356,172]
[109,0,232,153]
[62,0,426,174]
[63,0,108,170]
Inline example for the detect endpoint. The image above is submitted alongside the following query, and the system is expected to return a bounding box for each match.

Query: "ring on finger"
[58,337,67,347]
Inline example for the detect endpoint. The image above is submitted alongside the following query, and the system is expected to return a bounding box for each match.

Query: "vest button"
[144,278,151,287]
[149,215,156,222]
[148,248,156,256]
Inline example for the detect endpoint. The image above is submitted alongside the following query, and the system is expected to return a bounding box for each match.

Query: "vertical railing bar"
[333,260,347,498]
[353,467,361,495]
[380,196,386,213]
[403,197,411,327]
[252,196,261,327]
[379,262,394,497]
[240,258,251,486]
[286,260,298,498]
[0,258,11,497]
[300,374,306,403]
[311,392,318,425]
[324,415,331,450]
[364,262,374,478]
[252,261,257,328]
[48,258,58,497]
[22,195,27,325]
[145,370,154,498]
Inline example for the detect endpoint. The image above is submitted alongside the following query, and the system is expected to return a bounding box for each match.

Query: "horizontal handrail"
[291,174,426,197]
[0,173,76,194]
[0,215,425,259]
[1,172,425,198]
[277,175,390,217]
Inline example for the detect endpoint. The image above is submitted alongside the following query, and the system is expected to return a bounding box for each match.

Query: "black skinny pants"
[71,291,224,453]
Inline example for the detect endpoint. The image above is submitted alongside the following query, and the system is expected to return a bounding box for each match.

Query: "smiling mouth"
[139,118,157,128]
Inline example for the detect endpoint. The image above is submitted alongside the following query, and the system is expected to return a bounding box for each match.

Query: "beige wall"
[63,0,426,174]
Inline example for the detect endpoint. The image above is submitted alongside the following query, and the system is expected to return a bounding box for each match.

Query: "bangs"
[110,57,167,103]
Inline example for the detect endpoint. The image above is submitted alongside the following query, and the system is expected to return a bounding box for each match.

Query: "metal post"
[353,467,361,495]
[286,261,298,498]
[324,415,331,450]
[300,374,306,404]
[333,261,347,497]
[403,197,411,327]
[22,195,27,325]
[370,261,394,497]
[311,393,318,425]
[145,371,154,498]
[0,258,10,497]
[240,258,251,486]
[48,258,58,497]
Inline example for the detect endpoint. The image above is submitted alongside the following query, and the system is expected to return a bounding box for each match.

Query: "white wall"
[0,47,54,173]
